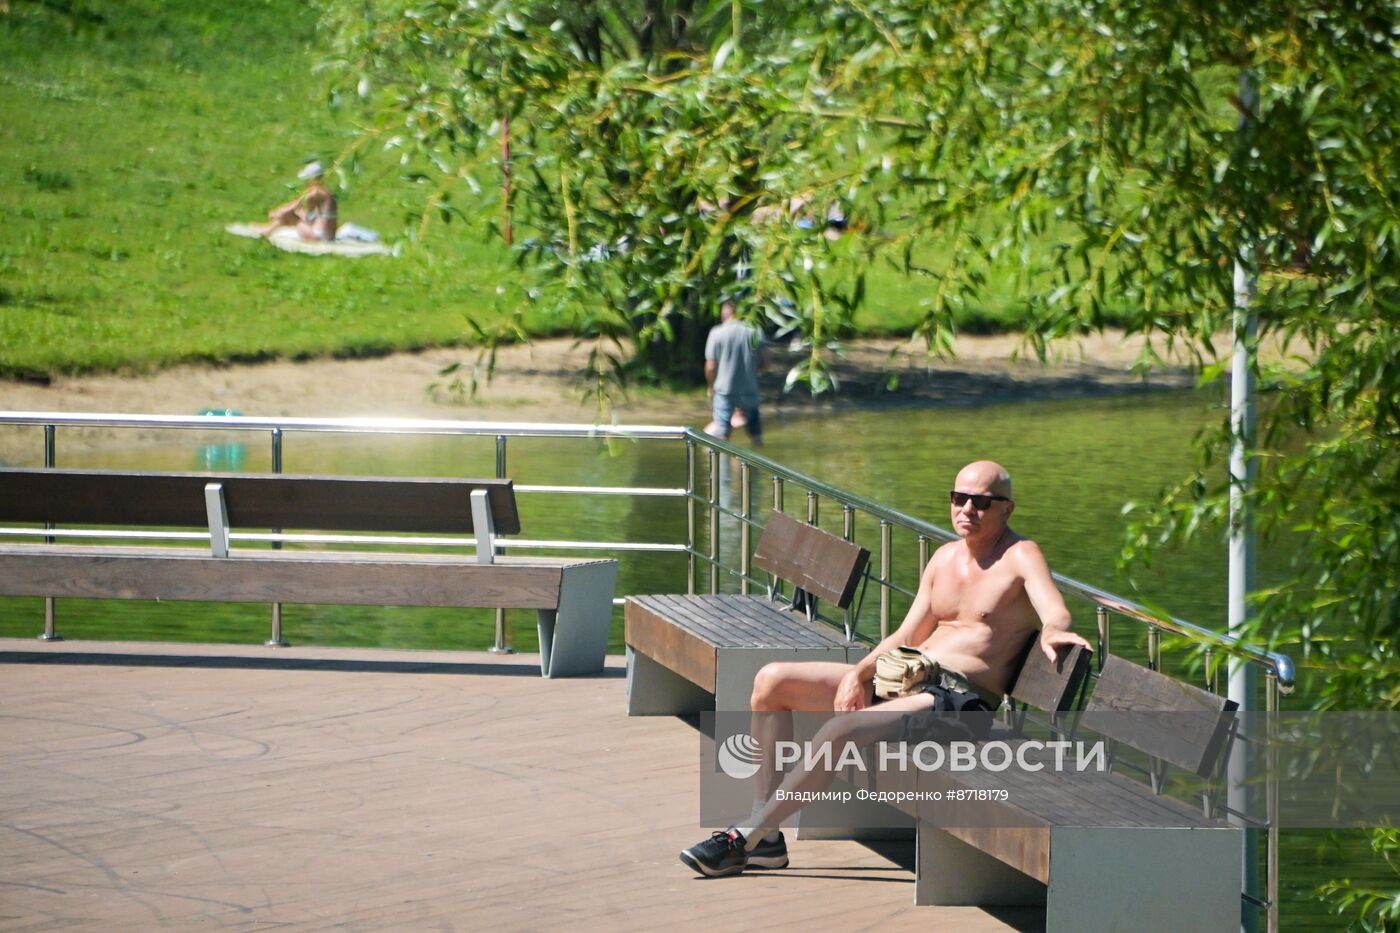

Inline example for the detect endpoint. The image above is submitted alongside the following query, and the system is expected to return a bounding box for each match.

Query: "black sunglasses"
[949,490,1010,510]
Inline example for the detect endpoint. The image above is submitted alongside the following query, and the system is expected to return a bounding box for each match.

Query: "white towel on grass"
[224,223,391,257]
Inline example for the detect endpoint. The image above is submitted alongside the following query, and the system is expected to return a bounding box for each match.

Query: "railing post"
[1145,626,1165,792]
[1202,644,1219,818]
[266,428,288,647]
[842,506,855,637]
[766,475,782,598]
[40,423,60,642]
[879,519,892,640]
[1095,606,1110,671]
[739,462,751,595]
[1265,668,1280,933]
[686,439,697,595]
[708,448,719,594]
[490,435,513,654]
[806,490,818,525]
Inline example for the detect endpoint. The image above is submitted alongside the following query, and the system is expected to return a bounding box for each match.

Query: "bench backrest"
[751,509,870,610]
[0,468,520,535]
[1007,638,1091,714]
[1083,655,1238,778]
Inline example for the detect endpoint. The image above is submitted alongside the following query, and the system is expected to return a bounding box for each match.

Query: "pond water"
[0,389,1363,927]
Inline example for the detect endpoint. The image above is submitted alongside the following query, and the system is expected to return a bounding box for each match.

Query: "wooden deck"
[0,639,1044,931]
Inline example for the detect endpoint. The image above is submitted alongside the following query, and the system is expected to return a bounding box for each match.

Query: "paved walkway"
[0,640,1043,931]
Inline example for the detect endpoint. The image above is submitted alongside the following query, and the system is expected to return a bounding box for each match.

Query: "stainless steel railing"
[0,409,1291,928]
[0,408,1294,688]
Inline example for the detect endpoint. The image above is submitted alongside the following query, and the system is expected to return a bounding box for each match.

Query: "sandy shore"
[0,330,1223,426]
[0,329,1238,461]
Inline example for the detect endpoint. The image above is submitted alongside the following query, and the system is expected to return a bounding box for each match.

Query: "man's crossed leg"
[680,661,944,877]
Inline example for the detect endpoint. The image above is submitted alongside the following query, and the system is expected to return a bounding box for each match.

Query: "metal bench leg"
[1045,827,1241,932]
[537,561,619,678]
[914,826,1045,907]
[626,648,713,715]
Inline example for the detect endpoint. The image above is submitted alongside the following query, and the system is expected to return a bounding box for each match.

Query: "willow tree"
[323,2,913,391]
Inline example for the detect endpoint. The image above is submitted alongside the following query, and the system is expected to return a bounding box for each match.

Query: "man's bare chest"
[927,567,1028,623]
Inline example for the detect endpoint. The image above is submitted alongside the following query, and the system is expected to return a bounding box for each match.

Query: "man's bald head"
[955,461,1012,500]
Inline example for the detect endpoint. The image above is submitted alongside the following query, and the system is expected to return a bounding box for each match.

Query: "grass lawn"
[0,0,1104,380]
[0,0,535,378]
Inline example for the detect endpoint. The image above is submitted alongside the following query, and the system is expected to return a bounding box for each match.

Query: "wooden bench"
[625,509,870,713]
[859,647,1243,930]
[623,504,1244,922]
[0,468,618,677]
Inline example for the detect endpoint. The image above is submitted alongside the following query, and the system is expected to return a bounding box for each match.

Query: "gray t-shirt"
[705,319,762,399]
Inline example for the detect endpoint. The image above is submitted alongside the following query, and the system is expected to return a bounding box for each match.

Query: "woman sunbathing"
[257,161,337,241]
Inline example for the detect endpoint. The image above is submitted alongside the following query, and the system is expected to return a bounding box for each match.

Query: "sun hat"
[297,160,325,180]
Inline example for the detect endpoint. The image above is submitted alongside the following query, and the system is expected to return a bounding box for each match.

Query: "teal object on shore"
[196,408,246,470]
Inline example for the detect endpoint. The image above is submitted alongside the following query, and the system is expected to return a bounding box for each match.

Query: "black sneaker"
[679,828,748,877]
[746,831,789,869]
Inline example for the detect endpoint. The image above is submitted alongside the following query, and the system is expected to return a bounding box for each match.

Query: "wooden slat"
[623,593,859,691]
[955,745,1223,829]
[624,597,717,691]
[0,546,572,609]
[628,595,855,649]
[752,510,869,608]
[632,596,750,647]
[916,768,1053,881]
[690,596,852,648]
[0,468,521,534]
[633,596,756,648]
[910,735,1227,882]
[946,826,1052,885]
[721,599,840,646]
[634,596,756,648]
[1083,655,1238,778]
[1007,638,1090,713]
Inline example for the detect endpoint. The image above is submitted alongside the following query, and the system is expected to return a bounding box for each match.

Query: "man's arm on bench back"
[1015,540,1093,661]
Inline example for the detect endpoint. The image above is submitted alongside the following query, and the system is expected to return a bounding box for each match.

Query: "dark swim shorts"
[900,675,998,742]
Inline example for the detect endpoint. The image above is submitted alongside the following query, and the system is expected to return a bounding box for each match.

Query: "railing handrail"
[0,410,687,438]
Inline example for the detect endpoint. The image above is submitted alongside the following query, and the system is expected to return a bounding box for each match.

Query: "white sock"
[736,824,780,849]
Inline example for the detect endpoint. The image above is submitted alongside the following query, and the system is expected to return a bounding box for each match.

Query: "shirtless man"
[680,460,1092,877]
